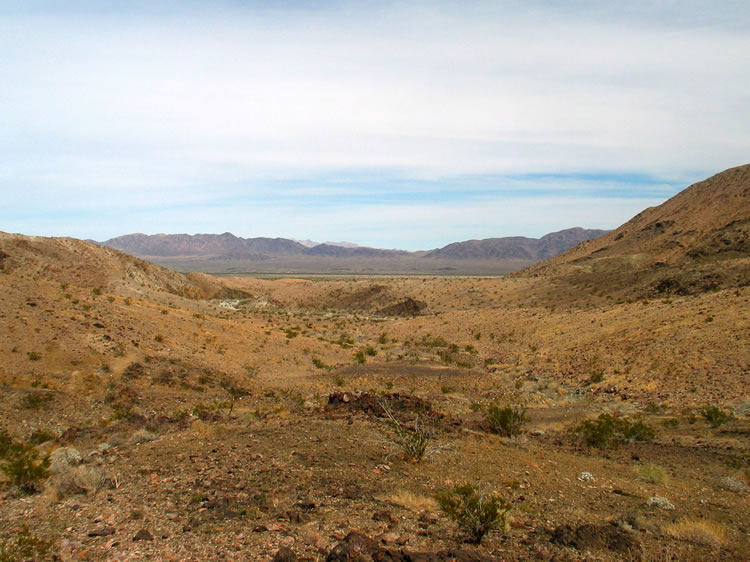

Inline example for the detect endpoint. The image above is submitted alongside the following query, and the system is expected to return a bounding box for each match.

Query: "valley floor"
[1,273,748,560]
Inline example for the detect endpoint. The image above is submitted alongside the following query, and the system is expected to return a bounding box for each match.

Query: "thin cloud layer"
[1,1,748,248]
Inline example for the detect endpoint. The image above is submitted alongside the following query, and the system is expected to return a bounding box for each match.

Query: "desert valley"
[0,164,748,560]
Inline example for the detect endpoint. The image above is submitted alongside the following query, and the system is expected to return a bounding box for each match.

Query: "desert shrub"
[719,476,748,494]
[220,380,250,415]
[0,443,50,494]
[0,525,54,562]
[28,429,56,445]
[638,463,668,485]
[55,465,106,497]
[700,405,731,428]
[0,430,13,459]
[570,414,655,448]
[484,404,527,437]
[379,400,435,462]
[21,392,53,410]
[365,345,377,357]
[436,484,512,544]
[26,351,41,361]
[354,350,366,364]
[311,357,328,370]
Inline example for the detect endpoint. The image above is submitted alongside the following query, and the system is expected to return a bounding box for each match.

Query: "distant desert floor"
[1,273,748,560]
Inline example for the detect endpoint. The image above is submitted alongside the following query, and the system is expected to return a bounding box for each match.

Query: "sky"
[1,1,749,250]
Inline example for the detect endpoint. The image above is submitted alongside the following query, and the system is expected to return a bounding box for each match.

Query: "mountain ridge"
[100,227,607,262]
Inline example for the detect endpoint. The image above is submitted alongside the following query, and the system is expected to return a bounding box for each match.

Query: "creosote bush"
[0,525,54,562]
[484,404,527,437]
[700,405,731,428]
[0,441,50,495]
[436,484,512,544]
[379,400,435,462]
[570,414,655,448]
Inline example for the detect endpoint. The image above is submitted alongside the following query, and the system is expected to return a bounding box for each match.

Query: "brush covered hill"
[424,228,608,260]
[521,164,750,298]
[0,231,246,300]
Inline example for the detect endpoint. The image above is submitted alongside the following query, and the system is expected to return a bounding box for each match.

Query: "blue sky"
[1,1,749,250]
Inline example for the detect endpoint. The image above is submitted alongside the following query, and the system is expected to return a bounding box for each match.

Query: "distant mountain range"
[100,228,608,262]
[423,228,608,260]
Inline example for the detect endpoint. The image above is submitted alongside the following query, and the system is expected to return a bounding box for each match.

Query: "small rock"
[647,496,675,510]
[372,510,394,523]
[419,512,440,524]
[272,546,297,561]
[133,529,153,542]
[302,530,327,550]
[379,532,400,544]
[578,471,595,482]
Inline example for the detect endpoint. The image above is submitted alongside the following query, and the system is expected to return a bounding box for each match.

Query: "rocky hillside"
[521,164,750,297]
[0,232,245,300]
[423,228,608,260]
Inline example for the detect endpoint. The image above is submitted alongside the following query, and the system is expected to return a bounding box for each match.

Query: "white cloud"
[0,1,748,243]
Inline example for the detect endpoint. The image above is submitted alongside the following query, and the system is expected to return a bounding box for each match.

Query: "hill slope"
[0,232,245,300]
[522,164,750,298]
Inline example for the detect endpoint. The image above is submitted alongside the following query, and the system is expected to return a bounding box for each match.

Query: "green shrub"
[312,357,328,369]
[380,401,434,462]
[354,350,366,364]
[638,463,669,485]
[0,525,54,562]
[21,392,53,410]
[570,414,655,448]
[484,404,527,437]
[0,430,13,459]
[365,346,377,357]
[26,352,41,361]
[28,429,56,445]
[0,443,50,494]
[700,405,731,428]
[436,484,512,544]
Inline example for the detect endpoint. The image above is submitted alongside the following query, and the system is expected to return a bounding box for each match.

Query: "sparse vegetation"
[379,400,435,462]
[700,405,731,427]
[0,525,54,562]
[21,392,53,410]
[484,404,527,437]
[664,518,726,546]
[638,463,668,485]
[436,484,512,544]
[0,441,50,494]
[570,414,655,448]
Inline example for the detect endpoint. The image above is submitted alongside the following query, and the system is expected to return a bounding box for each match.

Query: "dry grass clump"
[638,463,669,485]
[664,518,726,547]
[130,429,158,444]
[54,465,107,497]
[388,490,438,512]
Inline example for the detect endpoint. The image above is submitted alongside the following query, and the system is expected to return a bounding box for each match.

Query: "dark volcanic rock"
[273,546,297,561]
[376,298,426,317]
[549,522,641,554]
[133,529,154,541]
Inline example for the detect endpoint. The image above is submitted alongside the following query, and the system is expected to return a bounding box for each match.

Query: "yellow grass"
[387,490,439,512]
[664,518,726,547]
